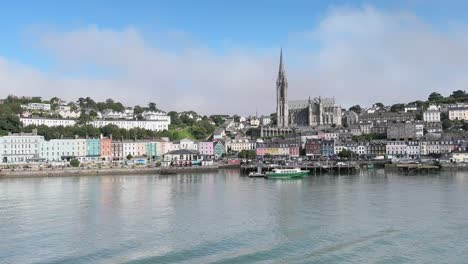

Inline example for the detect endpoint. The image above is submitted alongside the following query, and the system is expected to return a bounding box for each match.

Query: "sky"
[1,0,468,115]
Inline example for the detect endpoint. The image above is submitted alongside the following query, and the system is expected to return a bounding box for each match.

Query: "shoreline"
[0,165,226,179]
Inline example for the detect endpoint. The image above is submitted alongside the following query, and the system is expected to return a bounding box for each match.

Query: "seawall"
[0,165,221,179]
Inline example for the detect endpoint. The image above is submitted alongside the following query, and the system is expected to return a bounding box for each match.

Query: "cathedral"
[276,49,342,128]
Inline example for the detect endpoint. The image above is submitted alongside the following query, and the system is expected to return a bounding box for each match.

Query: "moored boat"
[248,172,265,177]
[265,168,309,179]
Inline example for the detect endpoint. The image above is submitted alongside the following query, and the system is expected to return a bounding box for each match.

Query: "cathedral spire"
[276,48,288,128]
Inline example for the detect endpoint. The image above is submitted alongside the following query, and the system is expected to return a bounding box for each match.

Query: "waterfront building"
[145,142,157,160]
[41,138,87,162]
[419,140,455,155]
[386,141,407,157]
[122,140,136,158]
[275,49,342,128]
[162,149,203,166]
[100,136,113,161]
[256,138,300,158]
[111,141,123,161]
[346,142,368,156]
[321,140,335,158]
[155,138,173,156]
[367,140,387,157]
[198,141,214,158]
[86,138,101,160]
[450,152,468,163]
[406,141,420,159]
[305,139,321,159]
[135,141,147,157]
[423,105,441,122]
[334,141,347,155]
[0,130,44,164]
[214,141,225,160]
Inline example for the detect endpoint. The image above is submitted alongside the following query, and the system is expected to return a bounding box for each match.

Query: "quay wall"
[0,166,220,179]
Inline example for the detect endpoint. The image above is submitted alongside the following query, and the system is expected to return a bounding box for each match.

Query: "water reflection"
[1,170,468,263]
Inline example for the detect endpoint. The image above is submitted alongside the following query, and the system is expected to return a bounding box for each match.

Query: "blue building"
[86,138,100,160]
[321,140,335,158]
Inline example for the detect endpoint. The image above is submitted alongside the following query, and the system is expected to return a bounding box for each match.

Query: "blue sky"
[1,1,468,114]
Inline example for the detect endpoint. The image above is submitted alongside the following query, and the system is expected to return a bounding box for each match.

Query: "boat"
[265,168,309,179]
[248,172,265,177]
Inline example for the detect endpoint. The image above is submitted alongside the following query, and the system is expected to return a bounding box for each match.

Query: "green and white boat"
[266,168,309,179]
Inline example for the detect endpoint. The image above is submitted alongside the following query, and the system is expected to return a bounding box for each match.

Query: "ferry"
[265,168,309,179]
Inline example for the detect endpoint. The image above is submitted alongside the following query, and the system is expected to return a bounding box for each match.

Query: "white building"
[404,103,418,112]
[225,138,256,152]
[406,141,420,159]
[91,119,170,131]
[423,105,441,122]
[250,117,260,127]
[386,141,407,157]
[142,111,171,122]
[179,138,198,151]
[448,107,468,121]
[20,118,77,127]
[21,103,51,111]
[0,131,44,164]
[260,116,271,126]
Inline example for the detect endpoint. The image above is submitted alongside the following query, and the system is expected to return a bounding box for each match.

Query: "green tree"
[390,104,405,112]
[148,102,158,111]
[70,159,80,167]
[349,105,362,114]
[374,102,384,108]
[428,92,443,101]
[451,90,467,98]
[0,114,21,135]
[338,149,354,159]
[126,154,133,160]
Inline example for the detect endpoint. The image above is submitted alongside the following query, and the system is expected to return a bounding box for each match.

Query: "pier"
[241,162,360,175]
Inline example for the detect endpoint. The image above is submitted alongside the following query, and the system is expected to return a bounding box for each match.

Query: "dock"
[241,162,360,175]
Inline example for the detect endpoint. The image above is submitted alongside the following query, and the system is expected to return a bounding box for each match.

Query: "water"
[1,170,468,264]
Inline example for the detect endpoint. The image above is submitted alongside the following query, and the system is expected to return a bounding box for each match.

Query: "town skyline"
[2,1,468,114]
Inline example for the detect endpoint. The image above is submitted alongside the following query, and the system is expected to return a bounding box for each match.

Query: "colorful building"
[100,136,112,161]
[214,140,225,160]
[86,138,100,160]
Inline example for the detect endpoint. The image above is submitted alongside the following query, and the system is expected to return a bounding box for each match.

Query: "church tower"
[276,49,289,127]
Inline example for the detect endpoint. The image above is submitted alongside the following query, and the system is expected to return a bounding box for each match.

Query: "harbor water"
[1,169,468,263]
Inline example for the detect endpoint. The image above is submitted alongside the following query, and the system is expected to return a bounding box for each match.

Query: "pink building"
[198,141,214,156]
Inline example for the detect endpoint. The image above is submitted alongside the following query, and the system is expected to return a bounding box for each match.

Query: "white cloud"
[1,6,468,115]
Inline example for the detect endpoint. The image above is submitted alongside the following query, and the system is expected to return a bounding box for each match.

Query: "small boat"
[248,172,265,177]
[265,168,309,179]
